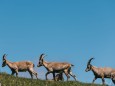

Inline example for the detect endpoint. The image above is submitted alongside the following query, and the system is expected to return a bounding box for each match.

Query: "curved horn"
[39,53,45,60]
[3,54,7,60]
[87,57,94,65]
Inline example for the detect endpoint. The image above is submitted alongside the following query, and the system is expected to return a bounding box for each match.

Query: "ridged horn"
[87,57,94,65]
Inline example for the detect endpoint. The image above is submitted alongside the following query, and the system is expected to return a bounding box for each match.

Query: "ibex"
[2,54,38,79]
[55,73,64,81]
[85,58,115,85]
[37,54,77,81]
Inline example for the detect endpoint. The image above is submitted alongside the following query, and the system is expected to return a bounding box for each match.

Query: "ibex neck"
[43,61,48,69]
[91,66,99,75]
[6,60,13,69]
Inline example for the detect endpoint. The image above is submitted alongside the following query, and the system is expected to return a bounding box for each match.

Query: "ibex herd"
[2,54,115,85]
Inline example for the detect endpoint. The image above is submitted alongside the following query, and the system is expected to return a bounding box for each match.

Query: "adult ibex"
[85,58,115,85]
[37,54,77,81]
[2,54,38,79]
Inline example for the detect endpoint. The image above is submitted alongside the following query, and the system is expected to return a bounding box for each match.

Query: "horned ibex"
[37,54,77,81]
[85,58,115,85]
[2,54,38,79]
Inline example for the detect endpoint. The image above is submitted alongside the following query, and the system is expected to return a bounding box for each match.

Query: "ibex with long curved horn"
[85,58,115,85]
[37,54,77,81]
[2,54,38,79]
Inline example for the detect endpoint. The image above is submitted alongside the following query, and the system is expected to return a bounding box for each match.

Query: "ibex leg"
[102,78,105,85]
[112,79,115,85]
[64,70,70,81]
[53,72,56,81]
[29,68,38,79]
[15,69,18,77]
[45,72,50,80]
[92,77,97,83]
[28,71,33,79]
[68,67,77,81]
[69,71,77,81]
[11,70,15,75]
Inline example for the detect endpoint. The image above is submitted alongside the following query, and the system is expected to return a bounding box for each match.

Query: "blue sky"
[0,0,115,85]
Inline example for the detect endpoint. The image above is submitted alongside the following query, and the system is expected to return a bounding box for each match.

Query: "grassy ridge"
[0,72,104,86]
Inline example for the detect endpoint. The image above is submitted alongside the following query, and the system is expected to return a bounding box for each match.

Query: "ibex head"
[85,57,94,72]
[2,54,7,67]
[37,54,46,67]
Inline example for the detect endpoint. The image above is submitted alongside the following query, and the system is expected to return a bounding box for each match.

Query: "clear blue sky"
[0,0,115,85]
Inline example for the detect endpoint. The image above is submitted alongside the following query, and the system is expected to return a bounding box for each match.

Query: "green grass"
[0,72,106,86]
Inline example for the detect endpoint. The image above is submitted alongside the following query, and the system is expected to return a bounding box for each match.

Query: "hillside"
[0,72,106,86]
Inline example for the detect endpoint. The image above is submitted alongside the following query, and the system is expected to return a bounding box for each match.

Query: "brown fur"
[85,58,115,85]
[2,54,38,79]
[37,54,77,81]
